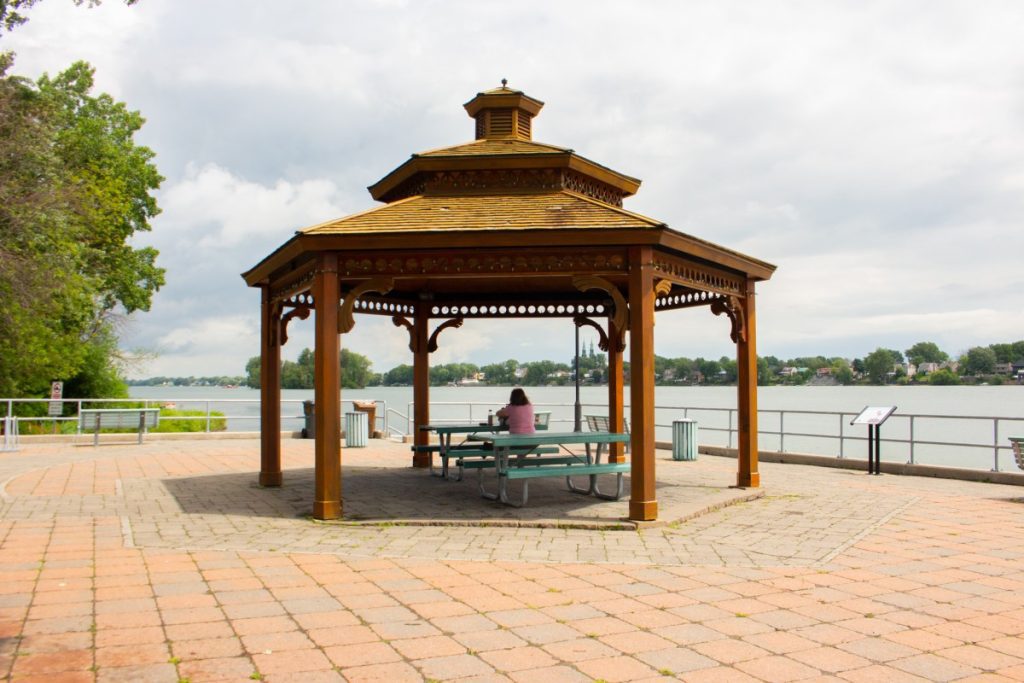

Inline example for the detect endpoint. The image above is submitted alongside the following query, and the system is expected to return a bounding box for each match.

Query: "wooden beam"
[607,318,625,463]
[259,286,282,487]
[628,246,658,521]
[412,305,431,468]
[736,278,760,488]
[313,254,342,519]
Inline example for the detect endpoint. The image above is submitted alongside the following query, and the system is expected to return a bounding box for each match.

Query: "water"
[127,384,1024,471]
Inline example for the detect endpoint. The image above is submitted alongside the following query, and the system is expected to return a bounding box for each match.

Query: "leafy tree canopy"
[0,0,138,34]
[905,341,948,367]
[0,57,163,398]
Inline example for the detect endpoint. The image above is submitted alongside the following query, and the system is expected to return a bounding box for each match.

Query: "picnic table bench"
[414,423,559,481]
[79,408,160,446]
[477,431,631,507]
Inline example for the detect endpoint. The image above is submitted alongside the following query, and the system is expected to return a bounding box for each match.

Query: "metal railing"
[2,397,390,438]
[5,396,1023,473]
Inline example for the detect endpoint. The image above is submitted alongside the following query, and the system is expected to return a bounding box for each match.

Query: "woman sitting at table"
[496,388,535,434]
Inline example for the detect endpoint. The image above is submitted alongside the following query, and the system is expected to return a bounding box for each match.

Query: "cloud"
[5,1,1024,379]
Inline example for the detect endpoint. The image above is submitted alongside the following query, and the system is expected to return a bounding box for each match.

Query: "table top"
[480,431,630,447]
[420,423,506,435]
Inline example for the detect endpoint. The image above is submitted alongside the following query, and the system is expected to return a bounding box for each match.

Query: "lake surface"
[128,384,1024,471]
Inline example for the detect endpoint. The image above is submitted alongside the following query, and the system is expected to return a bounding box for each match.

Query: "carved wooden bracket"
[710,295,747,344]
[654,279,673,297]
[573,315,610,352]
[428,317,464,353]
[391,315,418,352]
[572,275,627,348]
[279,306,310,346]
[338,277,395,334]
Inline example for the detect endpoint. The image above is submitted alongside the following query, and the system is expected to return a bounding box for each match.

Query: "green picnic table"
[477,431,631,507]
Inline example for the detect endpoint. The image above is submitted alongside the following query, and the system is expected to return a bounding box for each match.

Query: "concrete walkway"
[1,438,1023,682]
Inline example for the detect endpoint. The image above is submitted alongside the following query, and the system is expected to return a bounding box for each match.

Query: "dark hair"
[509,388,530,406]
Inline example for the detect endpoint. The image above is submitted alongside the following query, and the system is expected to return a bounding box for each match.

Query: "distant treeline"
[128,339,1024,391]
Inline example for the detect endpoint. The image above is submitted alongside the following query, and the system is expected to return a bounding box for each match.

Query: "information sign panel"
[47,381,63,417]
[850,405,897,426]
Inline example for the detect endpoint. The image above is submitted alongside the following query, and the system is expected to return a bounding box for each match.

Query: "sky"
[4,0,1023,378]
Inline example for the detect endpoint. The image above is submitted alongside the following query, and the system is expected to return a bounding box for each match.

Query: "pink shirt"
[500,404,535,434]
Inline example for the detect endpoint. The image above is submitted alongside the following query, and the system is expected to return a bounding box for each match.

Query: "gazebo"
[242,83,776,522]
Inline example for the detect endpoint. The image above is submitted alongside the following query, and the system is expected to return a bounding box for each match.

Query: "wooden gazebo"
[242,83,776,522]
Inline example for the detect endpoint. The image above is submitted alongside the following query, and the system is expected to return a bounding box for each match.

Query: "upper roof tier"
[367,83,641,207]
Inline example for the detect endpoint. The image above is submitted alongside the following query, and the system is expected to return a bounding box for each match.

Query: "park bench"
[1010,437,1024,470]
[79,408,159,447]
[477,431,631,507]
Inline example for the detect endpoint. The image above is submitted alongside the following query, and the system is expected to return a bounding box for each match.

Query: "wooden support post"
[412,305,431,468]
[628,247,657,521]
[259,285,282,487]
[312,254,342,519]
[736,278,760,488]
[607,319,625,463]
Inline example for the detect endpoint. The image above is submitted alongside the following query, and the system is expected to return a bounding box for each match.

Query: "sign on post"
[48,381,64,418]
[851,405,897,475]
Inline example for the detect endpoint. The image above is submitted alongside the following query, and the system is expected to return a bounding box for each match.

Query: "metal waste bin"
[672,419,698,461]
[302,400,315,439]
[345,411,368,447]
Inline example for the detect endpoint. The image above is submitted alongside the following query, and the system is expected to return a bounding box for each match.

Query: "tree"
[905,341,948,367]
[961,346,997,376]
[864,348,903,384]
[243,348,375,389]
[926,368,960,385]
[0,58,163,398]
[1,0,139,34]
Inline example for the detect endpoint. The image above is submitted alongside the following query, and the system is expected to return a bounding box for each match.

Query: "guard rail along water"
[4,397,1023,473]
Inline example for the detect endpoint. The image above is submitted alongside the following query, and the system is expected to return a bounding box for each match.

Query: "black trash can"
[302,400,314,439]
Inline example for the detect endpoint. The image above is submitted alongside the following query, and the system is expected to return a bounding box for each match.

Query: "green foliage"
[151,408,226,433]
[905,341,948,366]
[0,0,138,34]
[926,368,960,385]
[244,348,375,389]
[0,57,162,398]
[864,348,903,384]
[961,346,997,376]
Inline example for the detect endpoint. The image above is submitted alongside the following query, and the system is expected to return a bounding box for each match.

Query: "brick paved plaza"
[1,438,1023,681]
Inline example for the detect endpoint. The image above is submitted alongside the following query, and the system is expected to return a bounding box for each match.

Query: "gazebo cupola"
[464,80,544,140]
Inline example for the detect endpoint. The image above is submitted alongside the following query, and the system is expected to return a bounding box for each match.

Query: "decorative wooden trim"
[710,295,747,343]
[269,260,317,304]
[652,254,745,298]
[279,306,310,346]
[654,279,673,297]
[340,248,627,278]
[573,315,610,352]
[338,277,395,334]
[655,289,726,312]
[392,315,418,352]
[572,275,627,348]
[427,317,464,353]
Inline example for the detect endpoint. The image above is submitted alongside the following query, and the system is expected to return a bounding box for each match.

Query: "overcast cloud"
[5,0,1023,378]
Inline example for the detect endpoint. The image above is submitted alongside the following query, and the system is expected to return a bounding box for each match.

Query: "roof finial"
[501,78,508,88]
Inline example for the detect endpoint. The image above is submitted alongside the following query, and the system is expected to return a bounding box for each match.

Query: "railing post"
[838,413,844,459]
[380,400,387,436]
[407,401,413,437]
[779,411,785,452]
[206,400,211,433]
[77,400,83,434]
[993,418,1000,472]
[908,416,915,464]
[727,410,733,449]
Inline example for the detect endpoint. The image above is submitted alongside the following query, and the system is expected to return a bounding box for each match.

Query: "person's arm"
[496,405,510,418]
